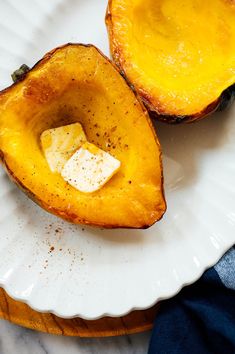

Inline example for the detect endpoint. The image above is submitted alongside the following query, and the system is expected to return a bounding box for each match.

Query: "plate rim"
[0,241,231,319]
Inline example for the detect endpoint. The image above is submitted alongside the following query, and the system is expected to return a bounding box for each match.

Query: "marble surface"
[0,319,151,354]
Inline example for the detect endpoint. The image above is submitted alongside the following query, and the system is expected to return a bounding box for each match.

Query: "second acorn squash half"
[0,44,166,229]
[106,0,235,123]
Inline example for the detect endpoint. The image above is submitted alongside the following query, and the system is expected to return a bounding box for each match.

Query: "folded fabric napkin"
[148,246,235,354]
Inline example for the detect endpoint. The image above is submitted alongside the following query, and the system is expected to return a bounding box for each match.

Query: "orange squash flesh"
[106,0,235,122]
[0,44,166,228]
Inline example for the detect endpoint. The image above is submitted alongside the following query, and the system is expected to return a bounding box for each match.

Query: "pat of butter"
[41,123,87,173]
[61,142,121,193]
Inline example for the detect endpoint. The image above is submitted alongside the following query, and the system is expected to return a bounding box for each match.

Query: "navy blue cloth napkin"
[148,246,235,354]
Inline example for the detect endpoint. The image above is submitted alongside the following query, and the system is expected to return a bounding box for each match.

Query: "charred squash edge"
[0,43,166,229]
[105,1,235,124]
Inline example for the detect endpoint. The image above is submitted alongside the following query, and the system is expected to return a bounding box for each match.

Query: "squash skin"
[143,83,235,124]
[106,1,235,124]
[0,44,166,229]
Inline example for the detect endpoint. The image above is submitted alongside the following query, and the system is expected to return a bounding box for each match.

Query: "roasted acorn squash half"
[0,44,166,229]
[106,0,235,123]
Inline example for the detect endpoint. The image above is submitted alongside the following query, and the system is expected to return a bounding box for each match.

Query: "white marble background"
[0,320,150,354]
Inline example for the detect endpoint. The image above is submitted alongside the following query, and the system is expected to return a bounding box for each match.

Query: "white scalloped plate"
[0,0,234,319]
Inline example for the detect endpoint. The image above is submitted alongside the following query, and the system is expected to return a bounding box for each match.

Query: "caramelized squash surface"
[106,0,235,121]
[0,44,166,228]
